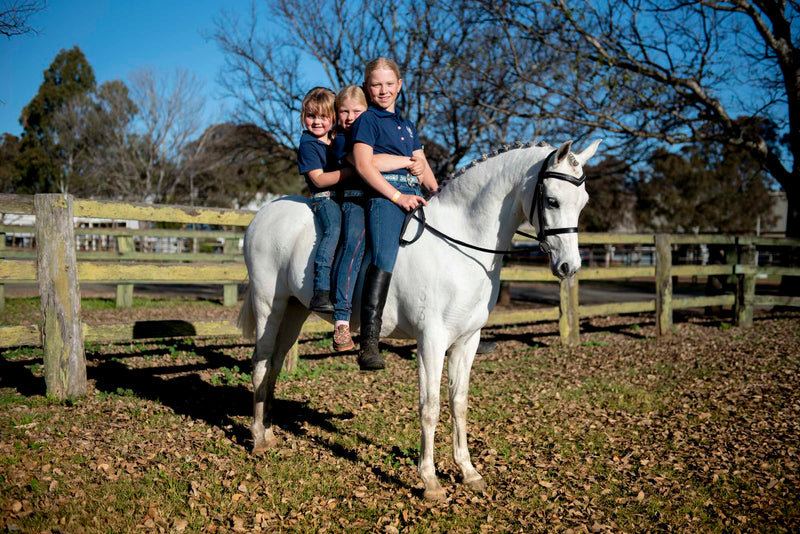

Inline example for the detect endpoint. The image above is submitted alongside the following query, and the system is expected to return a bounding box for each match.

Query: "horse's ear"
[575,139,602,166]
[554,140,573,165]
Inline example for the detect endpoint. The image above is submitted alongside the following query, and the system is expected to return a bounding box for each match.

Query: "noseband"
[529,149,586,252]
[400,149,585,255]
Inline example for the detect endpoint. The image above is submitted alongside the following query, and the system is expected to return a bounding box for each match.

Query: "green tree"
[18,46,96,193]
[0,133,22,194]
[635,144,775,233]
[179,123,302,208]
[580,157,635,232]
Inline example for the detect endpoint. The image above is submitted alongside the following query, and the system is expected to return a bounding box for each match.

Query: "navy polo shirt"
[330,131,348,165]
[330,130,362,192]
[296,131,338,193]
[351,106,422,176]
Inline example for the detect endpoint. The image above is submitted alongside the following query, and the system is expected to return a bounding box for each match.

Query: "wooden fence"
[2,193,799,398]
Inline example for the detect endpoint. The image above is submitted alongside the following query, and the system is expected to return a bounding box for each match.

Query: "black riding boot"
[358,264,392,371]
[309,290,334,314]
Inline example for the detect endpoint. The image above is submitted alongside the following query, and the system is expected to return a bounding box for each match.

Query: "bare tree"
[127,67,206,203]
[48,92,93,194]
[472,0,798,234]
[0,0,45,38]
[211,0,561,175]
[81,80,139,199]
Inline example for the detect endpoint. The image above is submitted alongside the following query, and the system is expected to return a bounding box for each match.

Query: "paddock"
[2,308,799,532]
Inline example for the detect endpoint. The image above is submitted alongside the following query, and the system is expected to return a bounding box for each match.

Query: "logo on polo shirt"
[406,125,414,139]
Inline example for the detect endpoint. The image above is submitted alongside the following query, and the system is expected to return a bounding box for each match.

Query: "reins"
[399,206,538,255]
[399,149,586,256]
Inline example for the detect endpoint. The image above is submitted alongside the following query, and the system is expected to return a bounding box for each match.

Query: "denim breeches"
[367,181,421,273]
[331,199,366,322]
[311,197,342,292]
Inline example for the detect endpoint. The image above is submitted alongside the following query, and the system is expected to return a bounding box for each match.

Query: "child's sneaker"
[309,290,334,313]
[333,324,355,352]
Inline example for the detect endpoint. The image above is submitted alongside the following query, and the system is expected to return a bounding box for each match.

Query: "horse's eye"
[546,197,559,208]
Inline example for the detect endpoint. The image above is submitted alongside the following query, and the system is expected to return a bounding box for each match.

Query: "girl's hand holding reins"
[392,191,427,211]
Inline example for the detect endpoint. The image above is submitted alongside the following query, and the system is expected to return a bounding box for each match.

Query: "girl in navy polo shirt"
[329,85,426,352]
[351,57,439,370]
[297,87,354,314]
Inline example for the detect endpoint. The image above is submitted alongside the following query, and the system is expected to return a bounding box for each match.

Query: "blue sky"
[1,0,242,137]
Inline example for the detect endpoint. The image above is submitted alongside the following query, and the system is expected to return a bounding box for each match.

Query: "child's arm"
[305,166,355,189]
[353,143,426,211]
[343,153,421,175]
[411,149,439,193]
[371,154,417,174]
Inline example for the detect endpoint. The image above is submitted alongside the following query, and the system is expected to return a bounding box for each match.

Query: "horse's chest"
[396,267,493,333]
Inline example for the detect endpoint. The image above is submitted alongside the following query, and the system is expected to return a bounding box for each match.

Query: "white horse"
[239,139,601,500]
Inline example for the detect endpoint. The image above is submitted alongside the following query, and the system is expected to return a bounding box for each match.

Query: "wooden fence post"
[223,237,238,307]
[34,194,86,398]
[655,234,673,337]
[559,275,580,346]
[498,281,511,306]
[285,342,299,373]
[0,231,5,312]
[736,243,757,327]
[115,235,135,308]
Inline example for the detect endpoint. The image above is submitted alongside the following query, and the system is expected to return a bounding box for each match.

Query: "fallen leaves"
[1,311,800,532]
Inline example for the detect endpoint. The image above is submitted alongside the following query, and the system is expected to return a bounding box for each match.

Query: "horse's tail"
[238,284,257,341]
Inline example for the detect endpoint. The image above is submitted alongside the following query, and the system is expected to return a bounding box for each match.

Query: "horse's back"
[244,196,315,301]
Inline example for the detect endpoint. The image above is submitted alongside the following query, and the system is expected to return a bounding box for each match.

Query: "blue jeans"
[331,199,366,322]
[367,181,421,273]
[312,197,342,292]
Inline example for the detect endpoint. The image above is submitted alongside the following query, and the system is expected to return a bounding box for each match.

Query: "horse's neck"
[428,147,544,255]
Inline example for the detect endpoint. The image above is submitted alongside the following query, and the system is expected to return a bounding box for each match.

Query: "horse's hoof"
[252,436,278,455]
[423,486,447,501]
[465,475,487,492]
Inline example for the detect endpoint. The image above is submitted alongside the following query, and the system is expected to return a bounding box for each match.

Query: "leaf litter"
[0,308,799,532]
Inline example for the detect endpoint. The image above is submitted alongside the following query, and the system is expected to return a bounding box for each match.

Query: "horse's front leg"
[448,330,487,491]
[417,334,448,500]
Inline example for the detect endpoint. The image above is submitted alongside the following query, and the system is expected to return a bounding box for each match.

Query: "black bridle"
[400,149,586,256]
[528,149,586,253]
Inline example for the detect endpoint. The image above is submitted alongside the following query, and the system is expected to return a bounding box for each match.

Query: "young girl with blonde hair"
[297,86,350,313]
[350,58,438,370]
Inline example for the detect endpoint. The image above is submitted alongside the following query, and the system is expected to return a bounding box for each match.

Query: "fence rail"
[2,193,799,399]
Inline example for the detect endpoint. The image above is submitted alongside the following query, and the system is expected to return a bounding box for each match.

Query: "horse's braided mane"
[437,140,553,191]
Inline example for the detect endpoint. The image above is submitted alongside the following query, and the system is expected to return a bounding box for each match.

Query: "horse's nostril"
[559,262,570,276]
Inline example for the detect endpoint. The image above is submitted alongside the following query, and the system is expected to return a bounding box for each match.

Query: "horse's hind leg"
[448,329,487,492]
[252,297,310,454]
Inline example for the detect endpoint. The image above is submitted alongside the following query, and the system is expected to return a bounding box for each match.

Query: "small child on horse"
[296,87,354,314]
